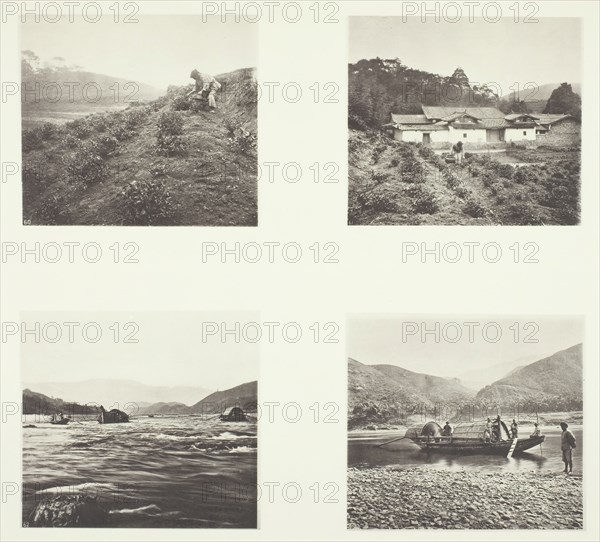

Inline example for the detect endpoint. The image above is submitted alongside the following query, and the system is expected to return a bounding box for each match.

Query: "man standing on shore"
[560,422,576,474]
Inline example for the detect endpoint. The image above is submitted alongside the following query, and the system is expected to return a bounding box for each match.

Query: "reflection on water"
[348,426,582,474]
[22,415,257,528]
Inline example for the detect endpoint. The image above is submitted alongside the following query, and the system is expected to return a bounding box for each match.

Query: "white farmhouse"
[383,106,571,147]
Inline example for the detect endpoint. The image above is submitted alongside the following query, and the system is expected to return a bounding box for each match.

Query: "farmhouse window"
[523,131,526,136]
[463,133,467,138]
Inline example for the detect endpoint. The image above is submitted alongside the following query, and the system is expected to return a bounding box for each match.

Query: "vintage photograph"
[21,313,258,528]
[348,17,582,225]
[21,16,257,226]
[347,316,583,529]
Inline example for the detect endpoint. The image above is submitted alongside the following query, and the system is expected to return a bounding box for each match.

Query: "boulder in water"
[30,495,108,527]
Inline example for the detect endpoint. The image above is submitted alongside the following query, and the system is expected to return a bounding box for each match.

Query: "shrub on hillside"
[22,129,43,152]
[36,192,72,225]
[463,197,487,218]
[123,107,149,129]
[155,111,185,156]
[513,166,539,184]
[67,145,108,186]
[65,119,91,139]
[89,115,109,133]
[371,170,389,183]
[155,134,186,156]
[88,135,120,158]
[120,178,176,225]
[172,95,191,111]
[505,201,544,225]
[39,122,57,139]
[157,111,184,136]
[411,187,439,214]
[228,128,257,154]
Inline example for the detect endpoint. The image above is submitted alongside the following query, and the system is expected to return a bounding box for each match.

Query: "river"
[22,415,257,528]
[348,425,583,474]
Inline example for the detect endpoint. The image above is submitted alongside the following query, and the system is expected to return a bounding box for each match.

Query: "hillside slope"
[348,358,472,428]
[500,82,582,113]
[190,380,258,414]
[475,344,583,410]
[26,379,211,408]
[22,68,257,226]
[22,388,96,416]
[373,364,475,403]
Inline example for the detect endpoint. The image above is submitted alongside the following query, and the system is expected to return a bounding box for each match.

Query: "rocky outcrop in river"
[30,495,108,527]
[348,467,582,529]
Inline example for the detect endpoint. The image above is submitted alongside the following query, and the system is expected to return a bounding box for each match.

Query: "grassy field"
[22,69,257,226]
[348,130,580,226]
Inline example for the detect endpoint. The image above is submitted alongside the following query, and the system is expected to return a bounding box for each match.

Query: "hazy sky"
[349,17,582,95]
[22,312,259,390]
[21,16,257,89]
[348,316,583,377]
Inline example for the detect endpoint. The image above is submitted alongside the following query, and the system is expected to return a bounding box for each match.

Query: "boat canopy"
[452,420,510,440]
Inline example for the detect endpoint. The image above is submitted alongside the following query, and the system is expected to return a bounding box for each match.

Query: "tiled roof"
[534,114,574,125]
[480,119,512,129]
[422,105,505,120]
[396,124,448,131]
[390,114,430,124]
[505,113,539,121]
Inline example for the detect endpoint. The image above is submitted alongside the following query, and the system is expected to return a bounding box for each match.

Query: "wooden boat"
[49,417,70,425]
[97,405,129,424]
[404,420,545,456]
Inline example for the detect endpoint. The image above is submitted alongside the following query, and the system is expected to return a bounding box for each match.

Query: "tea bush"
[88,135,120,158]
[172,95,191,111]
[463,197,487,218]
[411,187,439,214]
[157,111,184,136]
[505,201,544,225]
[37,192,71,225]
[371,170,390,183]
[67,145,108,187]
[120,178,176,225]
[66,119,91,139]
[22,129,43,152]
[155,111,185,156]
[156,134,186,156]
[39,122,57,139]
[228,128,257,154]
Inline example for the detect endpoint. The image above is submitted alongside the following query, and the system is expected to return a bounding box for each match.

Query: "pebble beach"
[347,467,583,529]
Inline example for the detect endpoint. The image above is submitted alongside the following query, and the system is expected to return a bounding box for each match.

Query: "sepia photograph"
[348,17,582,225]
[347,316,583,529]
[21,313,258,528]
[21,16,257,226]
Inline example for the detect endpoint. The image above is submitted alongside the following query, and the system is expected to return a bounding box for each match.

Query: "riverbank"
[348,411,583,433]
[348,467,583,529]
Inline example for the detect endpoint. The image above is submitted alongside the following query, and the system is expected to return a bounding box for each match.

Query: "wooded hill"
[348,344,583,428]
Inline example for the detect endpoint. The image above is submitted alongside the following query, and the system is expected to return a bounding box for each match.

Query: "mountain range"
[348,344,583,428]
[24,379,212,408]
[500,82,582,113]
[23,380,258,417]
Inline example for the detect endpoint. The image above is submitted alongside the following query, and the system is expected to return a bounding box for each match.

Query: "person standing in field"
[560,422,576,474]
[187,69,221,112]
[451,140,464,164]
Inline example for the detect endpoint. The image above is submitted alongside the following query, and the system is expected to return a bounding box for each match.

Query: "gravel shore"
[348,467,583,529]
